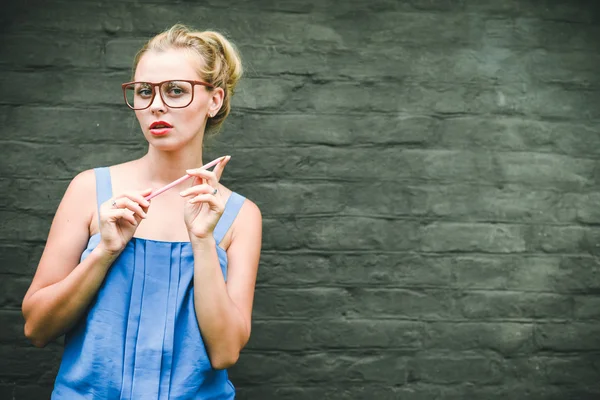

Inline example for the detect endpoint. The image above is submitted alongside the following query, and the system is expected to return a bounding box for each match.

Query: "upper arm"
[22,170,96,307]
[225,199,262,338]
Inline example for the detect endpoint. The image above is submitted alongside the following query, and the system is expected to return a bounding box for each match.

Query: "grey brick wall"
[1,0,600,399]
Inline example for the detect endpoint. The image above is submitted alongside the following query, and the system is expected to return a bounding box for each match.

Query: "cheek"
[134,110,145,124]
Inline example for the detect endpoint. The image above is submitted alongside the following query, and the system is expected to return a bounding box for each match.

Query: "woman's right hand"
[98,188,152,254]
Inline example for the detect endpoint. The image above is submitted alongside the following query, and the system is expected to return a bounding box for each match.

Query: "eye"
[136,85,153,98]
[164,81,189,97]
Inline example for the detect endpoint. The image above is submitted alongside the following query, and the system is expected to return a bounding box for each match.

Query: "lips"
[150,121,173,129]
[149,121,173,136]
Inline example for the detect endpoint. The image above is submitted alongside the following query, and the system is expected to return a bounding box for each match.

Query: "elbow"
[210,351,240,370]
[23,321,50,348]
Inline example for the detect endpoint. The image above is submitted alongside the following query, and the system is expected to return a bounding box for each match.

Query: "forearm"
[191,237,248,369]
[23,245,120,347]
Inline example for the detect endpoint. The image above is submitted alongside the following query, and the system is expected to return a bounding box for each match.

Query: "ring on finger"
[212,188,218,195]
[111,199,117,208]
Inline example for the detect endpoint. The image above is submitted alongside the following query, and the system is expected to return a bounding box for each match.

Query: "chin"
[146,133,197,152]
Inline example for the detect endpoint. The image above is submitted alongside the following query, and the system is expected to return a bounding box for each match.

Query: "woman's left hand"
[180,156,231,240]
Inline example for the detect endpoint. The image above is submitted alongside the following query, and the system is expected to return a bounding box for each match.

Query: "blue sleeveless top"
[51,167,245,399]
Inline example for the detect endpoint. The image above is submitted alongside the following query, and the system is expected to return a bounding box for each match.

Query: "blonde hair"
[133,24,243,135]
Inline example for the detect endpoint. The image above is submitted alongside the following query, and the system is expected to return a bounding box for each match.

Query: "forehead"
[134,48,203,82]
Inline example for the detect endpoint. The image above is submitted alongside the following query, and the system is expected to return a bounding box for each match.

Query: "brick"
[0,71,130,106]
[0,384,13,400]
[421,223,527,253]
[425,322,535,355]
[210,113,437,147]
[262,217,419,251]
[451,255,600,293]
[0,344,61,381]
[246,46,600,89]
[0,141,145,180]
[7,2,133,33]
[483,18,600,51]
[540,389,600,400]
[467,1,599,23]
[451,255,555,291]
[14,385,54,400]
[535,323,600,351]
[528,225,600,255]
[232,384,439,400]
[235,180,428,218]
[230,181,347,216]
[0,243,44,276]
[232,351,410,384]
[494,152,598,189]
[253,288,457,320]
[247,320,424,351]
[412,353,503,384]
[2,106,138,145]
[0,276,30,309]
[0,211,52,242]
[228,147,596,187]
[9,3,341,50]
[458,291,572,320]
[574,296,600,319]
[417,184,575,224]
[542,356,600,385]
[528,50,600,88]
[105,38,146,69]
[554,257,600,292]
[257,253,451,287]
[437,116,600,158]
[0,34,102,68]
[566,192,600,224]
[329,12,484,49]
[0,178,69,213]
[436,385,597,400]
[0,310,27,345]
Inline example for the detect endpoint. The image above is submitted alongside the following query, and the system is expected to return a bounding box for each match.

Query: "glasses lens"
[124,83,153,110]
[160,81,193,108]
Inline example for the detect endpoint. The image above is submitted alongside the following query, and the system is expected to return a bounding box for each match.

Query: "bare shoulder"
[232,195,262,240]
[23,168,97,301]
[65,169,97,217]
[222,185,262,231]
[217,186,262,250]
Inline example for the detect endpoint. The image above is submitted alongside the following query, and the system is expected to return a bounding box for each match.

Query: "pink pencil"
[144,156,226,201]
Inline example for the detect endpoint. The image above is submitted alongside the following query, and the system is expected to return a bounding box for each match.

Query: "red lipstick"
[149,121,173,136]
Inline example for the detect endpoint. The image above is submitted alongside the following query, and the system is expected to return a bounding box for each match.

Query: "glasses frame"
[121,79,215,110]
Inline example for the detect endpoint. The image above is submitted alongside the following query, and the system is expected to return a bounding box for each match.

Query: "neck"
[139,138,205,187]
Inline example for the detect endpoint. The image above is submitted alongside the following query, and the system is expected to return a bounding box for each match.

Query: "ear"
[208,87,225,116]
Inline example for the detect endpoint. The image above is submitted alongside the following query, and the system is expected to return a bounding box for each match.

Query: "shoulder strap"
[213,192,246,245]
[94,167,113,225]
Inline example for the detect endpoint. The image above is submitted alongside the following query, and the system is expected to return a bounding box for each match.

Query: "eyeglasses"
[121,79,214,110]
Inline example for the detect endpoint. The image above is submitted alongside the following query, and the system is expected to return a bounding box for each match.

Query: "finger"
[179,183,215,198]
[212,155,231,181]
[186,167,220,188]
[106,208,137,225]
[188,194,222,210]
[112,197,147,219]
[119,189,152,209]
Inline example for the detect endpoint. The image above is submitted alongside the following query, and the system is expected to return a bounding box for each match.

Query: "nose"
[149,89,167,113]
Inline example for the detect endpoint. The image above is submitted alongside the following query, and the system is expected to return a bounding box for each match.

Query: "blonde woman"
[22,24,262,399]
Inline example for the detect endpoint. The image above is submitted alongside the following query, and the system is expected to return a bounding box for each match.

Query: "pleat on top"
[51,167,245,399]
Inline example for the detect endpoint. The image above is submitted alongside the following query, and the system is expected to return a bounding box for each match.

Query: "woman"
[21,24,262,399]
